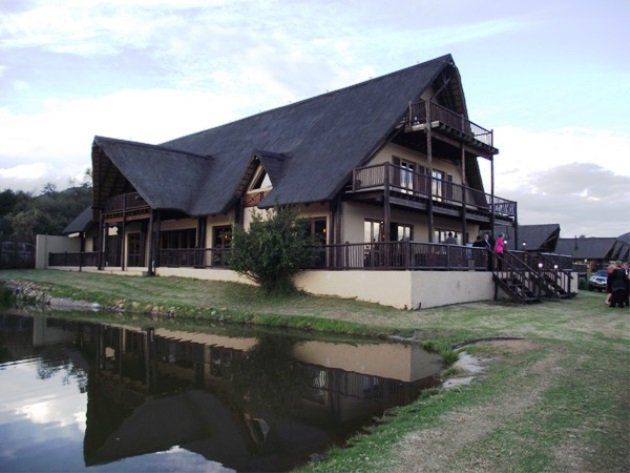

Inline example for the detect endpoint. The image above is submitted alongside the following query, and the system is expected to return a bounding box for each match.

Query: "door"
[127,233,145,267]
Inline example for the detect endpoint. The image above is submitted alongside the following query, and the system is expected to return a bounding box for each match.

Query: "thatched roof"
[494,224,560,252]
[92,55,456,215]
[62,206,94,234]
[556,237,620,260]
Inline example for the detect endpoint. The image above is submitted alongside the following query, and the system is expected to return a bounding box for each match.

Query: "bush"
[230,206,313,294]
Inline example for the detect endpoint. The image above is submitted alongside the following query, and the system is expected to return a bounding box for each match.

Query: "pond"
[0,311,443,472]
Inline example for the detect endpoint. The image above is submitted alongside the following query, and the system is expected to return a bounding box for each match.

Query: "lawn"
[1,269,628,472]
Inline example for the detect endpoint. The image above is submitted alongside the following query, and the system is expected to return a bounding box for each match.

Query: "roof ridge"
[94,135,212,160]
[163,54,453,146]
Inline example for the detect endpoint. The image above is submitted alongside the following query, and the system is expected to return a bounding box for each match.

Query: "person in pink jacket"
[494,233,506,270]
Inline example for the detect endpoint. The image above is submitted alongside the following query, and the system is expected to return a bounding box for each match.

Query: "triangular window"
[249,166,272,191]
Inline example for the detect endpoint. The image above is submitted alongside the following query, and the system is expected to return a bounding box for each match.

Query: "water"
[0,312,443,472]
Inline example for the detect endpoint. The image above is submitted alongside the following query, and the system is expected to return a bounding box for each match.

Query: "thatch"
[92,55,456,215]
[62,206,94,234]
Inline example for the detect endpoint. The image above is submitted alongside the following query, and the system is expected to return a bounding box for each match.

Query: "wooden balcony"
[403,100,495,151]
[349,163,516,222]
[103,192,150,220]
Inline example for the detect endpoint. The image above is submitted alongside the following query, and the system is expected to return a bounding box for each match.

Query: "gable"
[163,55,454,214]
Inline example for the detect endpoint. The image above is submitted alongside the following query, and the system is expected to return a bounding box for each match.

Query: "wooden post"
[97,211,105,270]
[490,155,496,240]
[79,233,85,271]
[197,216,207,266]
[121,198,126,271]
[383,163,391,242]
[154,211,161,268]
[460,144,467,243]
[426,101,434,242]
[513,202,518,252]
[146,210,154,275]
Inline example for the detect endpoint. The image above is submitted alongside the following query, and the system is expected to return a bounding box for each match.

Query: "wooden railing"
[304,241,488,270]
[49,251,98,267]
[352,162,517,219]
[406,100,494,147]
[158,248,231,268]
[104,192,149,213]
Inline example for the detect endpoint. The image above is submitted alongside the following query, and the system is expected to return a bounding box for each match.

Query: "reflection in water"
[0,313,442,472]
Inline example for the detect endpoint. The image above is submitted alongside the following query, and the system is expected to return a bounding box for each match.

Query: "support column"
[383,163,391,242]
[513,202,519,251]
[426,101,434,242]
[121,199,127,271]
[460,145,467,243]
[146,210,155,275]
[97,211,105,270]
[197,216,207,266]
[490,155,496,240]
[79,233,85,271]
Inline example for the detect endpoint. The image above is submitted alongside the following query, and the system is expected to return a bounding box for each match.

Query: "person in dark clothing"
[482,232,494,270]
[608,262,628,308]
[473,235,484,248]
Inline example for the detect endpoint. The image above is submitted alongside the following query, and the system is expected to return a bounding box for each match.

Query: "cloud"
[496,162,630,237]
[0,162,48,179]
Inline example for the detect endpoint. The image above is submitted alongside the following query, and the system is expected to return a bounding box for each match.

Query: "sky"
[1,0,628,237]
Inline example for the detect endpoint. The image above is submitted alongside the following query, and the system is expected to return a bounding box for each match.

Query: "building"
[494,224,561,252]
[39,54,576,308]
[556,236,630,274]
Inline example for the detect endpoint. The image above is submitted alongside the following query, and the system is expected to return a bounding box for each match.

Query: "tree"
[230,206,312,294]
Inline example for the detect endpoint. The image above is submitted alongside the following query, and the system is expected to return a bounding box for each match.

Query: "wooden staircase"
[492,251,576,303]
[492,251,542,304]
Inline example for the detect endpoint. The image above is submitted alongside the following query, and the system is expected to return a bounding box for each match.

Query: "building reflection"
[2,315,442,472]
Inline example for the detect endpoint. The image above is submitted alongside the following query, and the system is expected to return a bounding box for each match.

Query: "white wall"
[35,234,81,269]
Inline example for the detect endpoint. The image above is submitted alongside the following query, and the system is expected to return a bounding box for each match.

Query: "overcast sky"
[1,0,628,237]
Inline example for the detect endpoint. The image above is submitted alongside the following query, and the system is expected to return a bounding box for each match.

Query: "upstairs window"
[249,167,272,191]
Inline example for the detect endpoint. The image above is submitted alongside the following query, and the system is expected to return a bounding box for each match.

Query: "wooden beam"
[383,163,391,242]
[120,197,126,271]
[460,143,467,243]
[426,101,434,242]
[146,210,155,275]
[490,155,496,239]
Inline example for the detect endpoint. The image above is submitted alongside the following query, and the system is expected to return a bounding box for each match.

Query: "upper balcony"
[403,100,496,153]
[348,162,516,222]
[103,192,150,219]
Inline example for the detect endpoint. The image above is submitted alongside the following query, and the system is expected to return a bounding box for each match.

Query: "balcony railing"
[405,100,494,147]
[104,192,149,214]
[351,162,517,220]
[49,251,98,267]
[304,241,488,270]
[49,245,573,274]
[158,247,231,268]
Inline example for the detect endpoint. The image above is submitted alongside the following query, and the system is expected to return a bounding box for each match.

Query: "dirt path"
[390,347,563,473]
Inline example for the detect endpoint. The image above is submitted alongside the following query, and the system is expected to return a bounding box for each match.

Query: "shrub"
[230,206,313,294]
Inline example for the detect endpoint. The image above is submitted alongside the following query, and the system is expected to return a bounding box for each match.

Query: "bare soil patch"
[389,351,561,473]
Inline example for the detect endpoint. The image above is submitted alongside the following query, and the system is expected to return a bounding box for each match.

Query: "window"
[250,168,272,191]
[300,218,327,245]
[160,228,196,249]
[399,160,415,192]
[364,220,413,242]
[394,224,412,241]
[364,220,382,243]
[432,169,445,199]
[434,229,462,245]
[213,225,232,248]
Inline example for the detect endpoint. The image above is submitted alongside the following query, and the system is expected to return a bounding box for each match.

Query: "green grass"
[1,269,628,472]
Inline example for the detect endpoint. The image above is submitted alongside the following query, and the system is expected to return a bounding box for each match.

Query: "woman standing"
[494,233,506,270]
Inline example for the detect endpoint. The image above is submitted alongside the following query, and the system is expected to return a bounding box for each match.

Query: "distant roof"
[62,206,93,234]
[556,237,620,260]
[618,231,630,244]
[495,224,560,251]
[93,55,456,215]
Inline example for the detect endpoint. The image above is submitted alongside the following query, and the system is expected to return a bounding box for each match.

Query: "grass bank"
[1,269,628,472]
